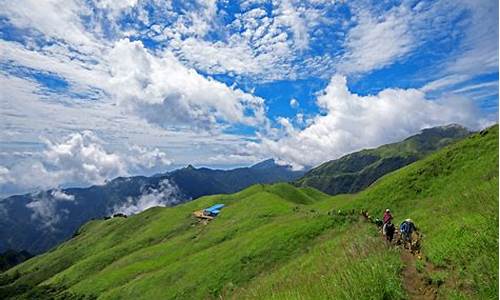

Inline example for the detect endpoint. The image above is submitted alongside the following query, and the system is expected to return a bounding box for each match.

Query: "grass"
[231,223,405,300]
[0,125,497,300]
[325,126,499,299]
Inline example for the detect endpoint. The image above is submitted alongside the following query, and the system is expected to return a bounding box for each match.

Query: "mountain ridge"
[295,123,470,195]
[0,159,305,254]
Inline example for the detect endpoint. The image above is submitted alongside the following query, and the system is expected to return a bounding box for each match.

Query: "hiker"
[383,209,393,224]
[382,209,393,236]
[400,219,417,248]
[385,221,395,242]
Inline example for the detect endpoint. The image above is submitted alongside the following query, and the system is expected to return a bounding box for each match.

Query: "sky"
[0,0,498,197]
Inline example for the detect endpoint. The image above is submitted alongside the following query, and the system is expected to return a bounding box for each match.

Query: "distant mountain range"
[0,124,471,256]
[295,124,470,195]
[0,159,305,254]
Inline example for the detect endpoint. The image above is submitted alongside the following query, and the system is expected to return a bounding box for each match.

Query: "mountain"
[164,159,304,199]
[295,124,470,195]
[1,125,496,300]
[0,159,305,255]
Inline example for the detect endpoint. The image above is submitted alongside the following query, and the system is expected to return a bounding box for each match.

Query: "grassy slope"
[236,125,498,299]
[1,126,497,299]
[295,124,470,195]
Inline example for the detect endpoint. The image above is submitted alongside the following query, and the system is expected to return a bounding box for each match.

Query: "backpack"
[400,222,409,234]
[386,223,395,235]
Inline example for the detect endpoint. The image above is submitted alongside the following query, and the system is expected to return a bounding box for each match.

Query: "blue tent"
[204,204,225,216]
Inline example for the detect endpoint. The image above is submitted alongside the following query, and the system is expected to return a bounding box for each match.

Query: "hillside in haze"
[0,159,304,254]
[295,124,470,195]
[1,125,496,300]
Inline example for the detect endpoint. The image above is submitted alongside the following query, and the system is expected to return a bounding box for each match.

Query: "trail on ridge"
[361,211,438,300]
[400,249,437,300]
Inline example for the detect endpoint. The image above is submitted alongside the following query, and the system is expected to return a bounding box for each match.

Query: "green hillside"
[1,125,497,300]
[295,124,470,195]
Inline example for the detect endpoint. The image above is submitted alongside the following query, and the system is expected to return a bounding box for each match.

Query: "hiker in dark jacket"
[385,221,395,242]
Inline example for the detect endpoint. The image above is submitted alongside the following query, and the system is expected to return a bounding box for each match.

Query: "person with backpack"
[400,219,417,248]
[385,221,395,243]
[382,209,393,236]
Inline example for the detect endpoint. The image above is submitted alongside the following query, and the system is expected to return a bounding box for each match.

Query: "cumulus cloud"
[107,39,266,130]
[338,5,413,74]
[0,131,172,195]
[127,145,172,170]
[111,179,183,215]
[42,131,128,184]
[1,0,270,135]
[248,75,486,168]
[26,189,75,229]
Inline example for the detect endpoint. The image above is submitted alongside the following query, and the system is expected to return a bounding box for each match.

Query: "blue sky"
[0,0,498,196]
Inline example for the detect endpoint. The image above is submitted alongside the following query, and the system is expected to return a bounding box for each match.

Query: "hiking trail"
[358,210,439,300]
[400,249,437,300]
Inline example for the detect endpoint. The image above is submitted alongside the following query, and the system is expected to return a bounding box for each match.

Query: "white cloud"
[207,153,261,166]
[274,0,310,50]
[0,166,12,185]
[445,0,498,76]
[170,38,263,76]
[127,145,172,170]
[338,5,413,74]
[95,0,139,14]
[161,0,338,81]
[289,98,299,108]
[107,38,266,130]
[26,189,75,229]
[248,75,486,168]
[50,189,75,201]
[0,131,172,195]
[0,0,102,52]
[420,75,471,93]
[41,131,129,185]
[0,73,263,196]
[413,0,498,96]
[111,179,183,215]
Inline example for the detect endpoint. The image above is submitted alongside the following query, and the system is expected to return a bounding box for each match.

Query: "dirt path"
[359,211,442,299]
[400,245,437,300]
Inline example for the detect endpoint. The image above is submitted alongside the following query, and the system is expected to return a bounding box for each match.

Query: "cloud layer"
[0,0,497,196]
[26,189,76,229]
[0,131,172,195]
[111,179,183,215]
[249,75,488,168]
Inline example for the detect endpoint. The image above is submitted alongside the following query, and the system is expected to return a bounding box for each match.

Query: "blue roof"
[205,204,224,212]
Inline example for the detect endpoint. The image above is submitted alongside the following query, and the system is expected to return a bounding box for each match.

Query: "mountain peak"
[421,123,469,134]
[250,159,278,169]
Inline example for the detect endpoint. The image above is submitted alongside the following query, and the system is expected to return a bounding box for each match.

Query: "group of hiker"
[381,209,417,248]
